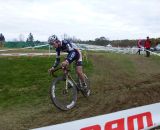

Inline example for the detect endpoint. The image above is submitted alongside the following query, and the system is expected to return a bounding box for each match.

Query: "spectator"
[136,39,142,55]
[0,33,5,48]
[144,36,151,57]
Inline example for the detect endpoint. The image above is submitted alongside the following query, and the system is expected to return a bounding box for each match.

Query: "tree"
[94,36,110,46]
[61,33,68,40]
[61,33,81,43]
[19,34,25,42]
[95,36,108,41]
[26,33,34,42]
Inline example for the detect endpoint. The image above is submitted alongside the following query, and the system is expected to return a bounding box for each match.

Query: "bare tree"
[61,33,68,40]
[19,34,25,42]
[26,33,34,42]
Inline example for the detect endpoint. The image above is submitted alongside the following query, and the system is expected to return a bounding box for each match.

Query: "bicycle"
[49,67,91,111]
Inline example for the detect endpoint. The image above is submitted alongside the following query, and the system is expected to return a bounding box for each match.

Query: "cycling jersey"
[53,40,82,68]
[144,39,151,49]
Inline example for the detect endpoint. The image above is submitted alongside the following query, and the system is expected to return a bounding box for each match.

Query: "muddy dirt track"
[26,54,160,129]
[0,53,160,130]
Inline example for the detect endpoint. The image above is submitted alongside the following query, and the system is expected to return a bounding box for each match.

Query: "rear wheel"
[50,76,77,110]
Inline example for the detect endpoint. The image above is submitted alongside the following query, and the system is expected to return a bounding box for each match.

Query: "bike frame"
[52,67,79,91]
[50,66,90,110]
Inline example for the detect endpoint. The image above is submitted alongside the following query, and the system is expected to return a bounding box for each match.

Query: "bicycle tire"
[50,76,77,111]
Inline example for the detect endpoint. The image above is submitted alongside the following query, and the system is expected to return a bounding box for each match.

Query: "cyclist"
[48,35,89,95]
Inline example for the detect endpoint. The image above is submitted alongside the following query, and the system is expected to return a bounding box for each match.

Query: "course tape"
[32,102,160,130]
[0,53,54,56]
[1,44,160,57]
[0,53,68,56]
[0,44,49,52]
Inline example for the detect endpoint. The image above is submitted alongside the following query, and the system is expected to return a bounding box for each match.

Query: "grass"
[0,55,92,109]
[0,57,50,108]
[0,52,160,130]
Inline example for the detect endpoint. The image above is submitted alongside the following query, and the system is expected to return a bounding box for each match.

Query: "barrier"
[0,44,49,52]
[32,103,160,130]
[1,44,160,58]
[0,53,68,57]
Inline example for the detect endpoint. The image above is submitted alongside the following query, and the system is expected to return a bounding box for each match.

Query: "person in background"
[0,33,5,48]
[136,39,142,55]
[144,36,151,57]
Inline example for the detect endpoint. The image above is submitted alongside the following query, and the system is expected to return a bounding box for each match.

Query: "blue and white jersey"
[56,40,78,57]
[53,40,82,68]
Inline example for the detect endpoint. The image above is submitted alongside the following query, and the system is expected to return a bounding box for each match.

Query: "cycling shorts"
[66,49,82,66]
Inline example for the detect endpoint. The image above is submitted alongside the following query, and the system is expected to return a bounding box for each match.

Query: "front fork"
[65,75,69,93]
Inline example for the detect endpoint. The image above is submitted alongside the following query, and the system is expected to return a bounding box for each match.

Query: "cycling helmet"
[48,35,59,44]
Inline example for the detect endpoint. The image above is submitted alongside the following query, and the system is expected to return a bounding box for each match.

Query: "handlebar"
[53,67,62,72]
[50,66,70,77]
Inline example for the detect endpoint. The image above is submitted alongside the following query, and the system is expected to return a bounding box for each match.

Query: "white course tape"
[0,44,49,52]
[32,103,160,130]
[0,53,67,56]
[1,44,160,57]
[145,49,160,57]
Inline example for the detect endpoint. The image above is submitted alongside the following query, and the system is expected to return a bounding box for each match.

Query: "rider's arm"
[52,48,60,68]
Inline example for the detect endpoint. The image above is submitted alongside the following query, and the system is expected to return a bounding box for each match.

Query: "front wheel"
[50,76,77,111]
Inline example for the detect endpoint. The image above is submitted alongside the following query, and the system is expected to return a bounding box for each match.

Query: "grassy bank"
[0,56,92,108]
[0,52,160,130]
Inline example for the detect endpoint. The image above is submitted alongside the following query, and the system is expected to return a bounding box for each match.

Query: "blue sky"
[0,0,160,41]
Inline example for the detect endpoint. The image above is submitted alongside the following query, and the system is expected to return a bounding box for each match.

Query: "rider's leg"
[76,65,88,89]
[75,50,88,88]
[76,65,90,96]
[66,50,87,88]
[76,66,85,83]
